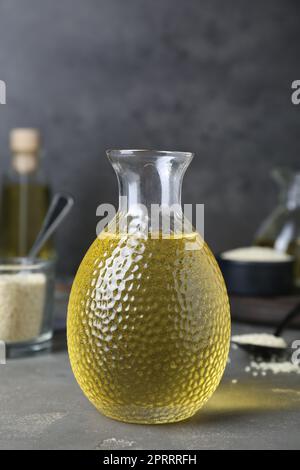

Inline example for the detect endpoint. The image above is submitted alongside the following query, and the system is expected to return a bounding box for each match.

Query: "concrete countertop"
[0,315,299,450]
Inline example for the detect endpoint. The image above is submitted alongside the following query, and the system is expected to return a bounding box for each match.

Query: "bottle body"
[0,129,53,259]
[68,230,230,423]
[0,174,52,258]
[67,150,230,424]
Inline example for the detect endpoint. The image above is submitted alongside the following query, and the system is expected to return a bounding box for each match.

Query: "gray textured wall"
[0,0,300,275]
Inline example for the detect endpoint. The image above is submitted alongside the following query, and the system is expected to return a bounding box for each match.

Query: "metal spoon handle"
[28,193,74,259]
[274,302,300,337]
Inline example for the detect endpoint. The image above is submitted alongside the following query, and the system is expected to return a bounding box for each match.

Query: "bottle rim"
[106,149,194,159]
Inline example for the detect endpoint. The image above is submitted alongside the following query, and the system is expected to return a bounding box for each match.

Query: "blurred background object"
[0,0,300,276]
[28,192,74,259]
[218,246,295,296]
[254,169,300,286]
[0,257,55,357]
[0,192,73,357]
[0,128,53,259]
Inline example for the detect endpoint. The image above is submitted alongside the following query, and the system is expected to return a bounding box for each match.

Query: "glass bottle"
[0,128,53,259]
[67,150,231,424]
[254,168,300,286]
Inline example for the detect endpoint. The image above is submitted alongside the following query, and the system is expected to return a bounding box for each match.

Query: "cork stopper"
[10,128,41,174]
[10,128,40,154]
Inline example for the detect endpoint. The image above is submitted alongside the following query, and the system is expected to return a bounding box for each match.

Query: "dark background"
[0,0,300,276]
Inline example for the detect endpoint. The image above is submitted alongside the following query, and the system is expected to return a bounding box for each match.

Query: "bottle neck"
[107,150,193,234]
[117,159,183,213]
[11,152,39,176]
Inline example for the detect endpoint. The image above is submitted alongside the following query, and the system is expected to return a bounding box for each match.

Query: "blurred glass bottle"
[254,168,300,286]
[0,128,53,258]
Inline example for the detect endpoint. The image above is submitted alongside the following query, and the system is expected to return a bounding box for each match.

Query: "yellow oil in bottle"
[0,182,52,259]
[67,231,230,424]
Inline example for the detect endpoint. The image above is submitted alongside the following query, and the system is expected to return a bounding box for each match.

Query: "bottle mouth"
[106,149,194,160]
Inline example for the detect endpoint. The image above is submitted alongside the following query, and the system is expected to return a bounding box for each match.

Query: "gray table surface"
[0,302,299,450]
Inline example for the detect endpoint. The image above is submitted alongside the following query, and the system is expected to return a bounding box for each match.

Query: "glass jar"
[0,258,55,358]
[67,149,231,424]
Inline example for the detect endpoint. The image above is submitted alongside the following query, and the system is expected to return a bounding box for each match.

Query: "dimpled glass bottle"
[67,150,230,424]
